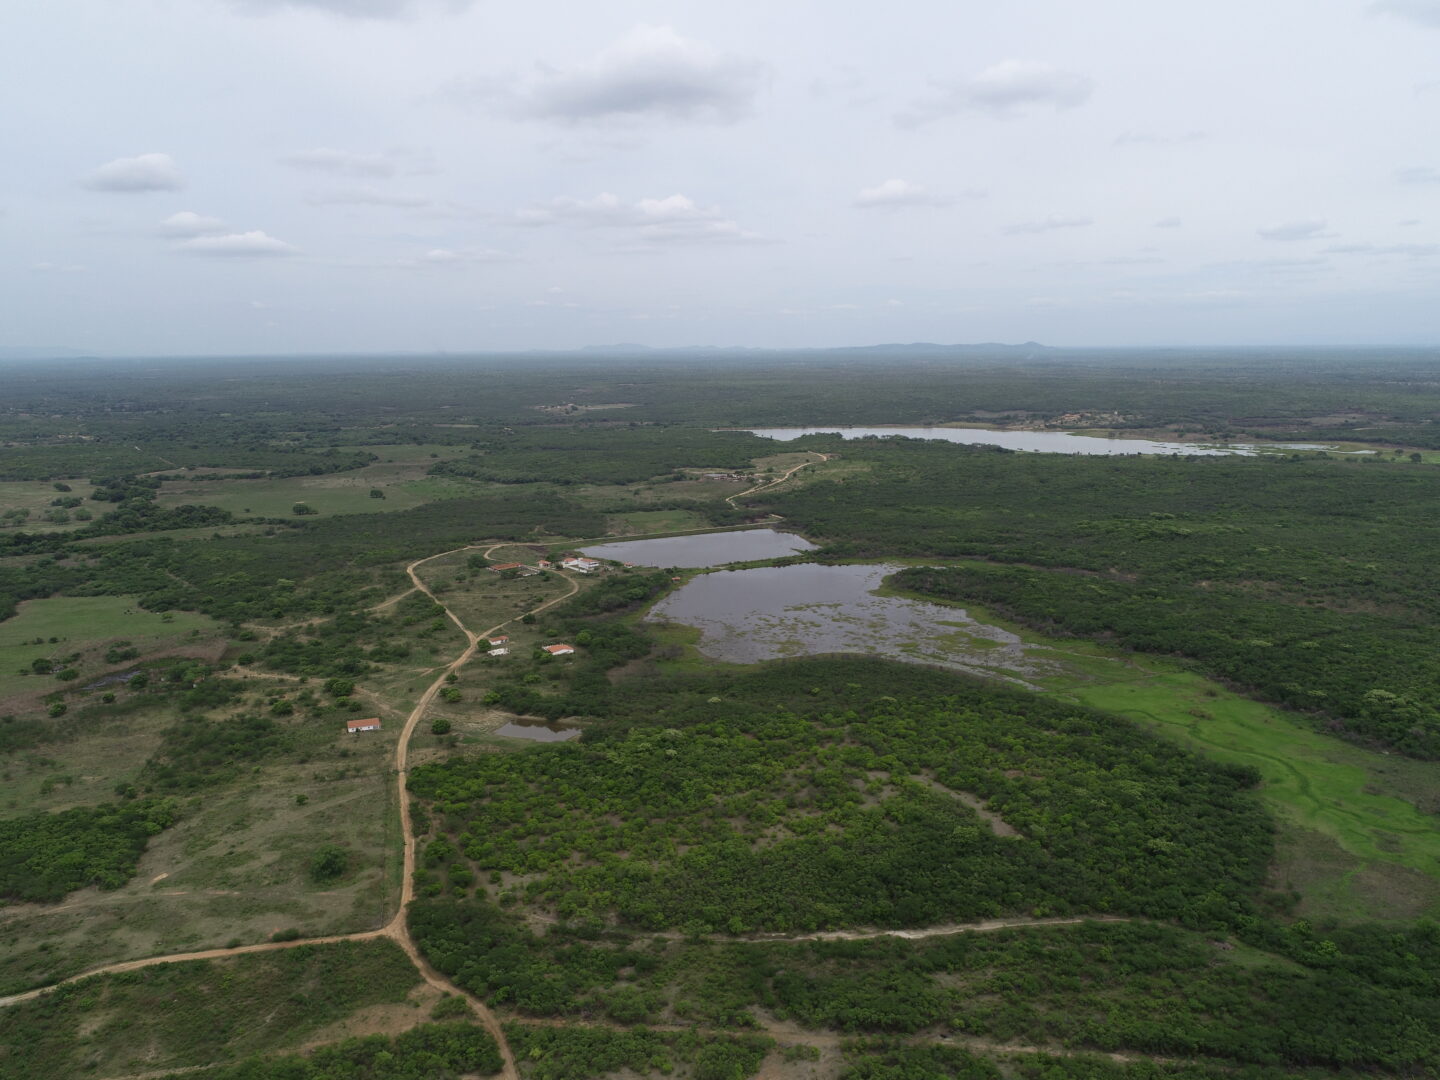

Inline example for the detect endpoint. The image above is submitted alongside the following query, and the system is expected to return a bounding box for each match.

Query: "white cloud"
[281,148,397,177]
[229,0,474,18]
[1371,1,1440,27]
[1154,216,1183,228]
[158,211,227,237]
[177,230,298,257]
[853,178,952,209]
[413,247,515,265]
[513,191,765,245]
[898,60,1094,125]
[1324,242,1440,256]
[463,25,765,125]
[83,153,183,192]
[304,187,431,207]
[1003,213,1094,235]
[1396,166,1440,184]
[1114,130,1207,146]
[1257,219,1333,241]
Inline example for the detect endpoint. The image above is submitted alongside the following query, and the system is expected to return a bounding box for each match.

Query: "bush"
[310,844,349,883]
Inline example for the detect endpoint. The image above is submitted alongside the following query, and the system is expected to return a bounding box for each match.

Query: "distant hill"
[0,346,95,360]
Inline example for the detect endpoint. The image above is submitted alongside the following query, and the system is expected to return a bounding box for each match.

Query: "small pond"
[580,528,817,568]
[745,426,1253,456]
[495,719,582,742]
[648,562,1057,685]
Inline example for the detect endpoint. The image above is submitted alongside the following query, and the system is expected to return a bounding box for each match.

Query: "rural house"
[347,718,381,734]
[543,644,576,656]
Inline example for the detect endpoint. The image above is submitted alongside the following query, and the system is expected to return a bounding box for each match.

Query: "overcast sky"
[5,0,1440,354]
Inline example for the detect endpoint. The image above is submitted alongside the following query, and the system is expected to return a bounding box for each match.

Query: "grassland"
[603,508,709,535]
[0,668,406,993]
[0,480,95,534]
[877,575,1440,921]
[0,596,221,701]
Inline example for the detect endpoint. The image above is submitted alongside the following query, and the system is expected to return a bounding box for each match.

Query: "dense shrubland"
[0,798,177,902]
[760,436,1440,756]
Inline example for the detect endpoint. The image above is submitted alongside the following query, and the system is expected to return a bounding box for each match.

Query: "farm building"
[560,557,601,573]
[489,562,524,572]
[347,718,382,734]
[543,644,576,656]
[487,647,509,657]
[488,635,509,646]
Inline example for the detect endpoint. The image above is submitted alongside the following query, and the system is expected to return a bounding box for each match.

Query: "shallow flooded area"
[580,527,817,568]
[746,426,1253,456]
[648,562,1058,685]
[495,719,582,742]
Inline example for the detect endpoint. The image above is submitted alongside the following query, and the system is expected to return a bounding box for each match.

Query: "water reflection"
[649,562,1056,686]
[745,426,1254,456]
[580,528,816,568]
[495,719,581,742]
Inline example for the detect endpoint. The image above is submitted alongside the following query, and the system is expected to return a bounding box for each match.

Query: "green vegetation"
[410,659,1269,933]
[0,595,219,698]
[154,1023,503,1080]
[760,437,1440,757]
[3,353,1440,1080]
[0,940,420,1079]
[505,1024,772,1080]
[0,798,177,902]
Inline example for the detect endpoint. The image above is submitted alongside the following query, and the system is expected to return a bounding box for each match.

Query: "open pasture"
[0,596,220,701]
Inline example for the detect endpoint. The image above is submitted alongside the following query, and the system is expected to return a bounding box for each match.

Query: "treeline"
[411,658,1271,933]
[431,424,763,485]
[0,798,177,902]
[154,1023,501,1080]
[505,1024,772,1080]
[1,489,606,627]
[894,565,1440,757]
[760,436,1440,756]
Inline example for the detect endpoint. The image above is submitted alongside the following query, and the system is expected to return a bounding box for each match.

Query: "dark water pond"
[580,528,817,568]
[495,719,581,742]
[745,426,1254,456]
[648,562,1056,685]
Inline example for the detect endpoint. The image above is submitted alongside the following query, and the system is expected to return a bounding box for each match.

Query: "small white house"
[561,557,602,573]
[347,718,381,734]
[488,635,510,646]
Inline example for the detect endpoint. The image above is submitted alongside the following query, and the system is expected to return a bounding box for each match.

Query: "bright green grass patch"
[0,480,97,533]
[880,574,1440,919]
[154,472,482,519]
[604,509,708,535]
[1050,663,1440,883]
[0,596,220,698]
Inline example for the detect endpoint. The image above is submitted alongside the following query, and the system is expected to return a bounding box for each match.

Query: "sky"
[4,0,1440,354]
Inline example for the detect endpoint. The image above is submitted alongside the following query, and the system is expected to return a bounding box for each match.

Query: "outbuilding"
[347,718,382,734]
[543,644,576,656]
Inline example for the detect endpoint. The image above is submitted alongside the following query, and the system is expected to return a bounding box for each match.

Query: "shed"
[347,718,382,734]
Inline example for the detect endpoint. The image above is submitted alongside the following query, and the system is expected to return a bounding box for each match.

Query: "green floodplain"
[1,348,1438,1080]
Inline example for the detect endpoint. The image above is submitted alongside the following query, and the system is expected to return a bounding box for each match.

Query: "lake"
[745,426,1254,456]
[648,562,1056,685]
[495,718,581,742]
[580,527,817,568]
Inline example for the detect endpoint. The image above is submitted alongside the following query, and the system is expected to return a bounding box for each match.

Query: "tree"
[369,488,385,498]
[323,677,354,697]
[310,844,348,883]
[431,717,452,735]
[292,502,317,515]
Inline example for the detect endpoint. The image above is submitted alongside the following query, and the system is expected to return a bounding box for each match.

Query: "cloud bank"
[84,153,183,192]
